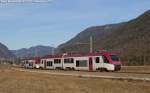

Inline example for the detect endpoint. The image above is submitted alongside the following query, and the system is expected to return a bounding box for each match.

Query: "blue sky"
[0,0,150,50]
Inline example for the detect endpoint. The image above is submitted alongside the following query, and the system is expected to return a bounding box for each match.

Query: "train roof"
[22,51,119,60]
[22,57,41,60]
[41,52,118,59]
[63,52,118,57]
[41,55,62,59]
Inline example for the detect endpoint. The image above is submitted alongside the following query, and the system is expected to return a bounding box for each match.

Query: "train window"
[76,61,79,67]
[47,61,53,66]
[29,63,33,66]
[54,59,61,64]
[102,56,109,63]
[110,55,119,61]
[71,58,74,63]
[64,58,74,64]
[26,61,28,64]
[76,60,87,67]
[95,57,100,63]
[41,60,44,64]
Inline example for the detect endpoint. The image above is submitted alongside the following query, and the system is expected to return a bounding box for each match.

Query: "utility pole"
[75,36,94,53]
[51,44,55,55]
[90,36,93,53]
[52,47,55,55]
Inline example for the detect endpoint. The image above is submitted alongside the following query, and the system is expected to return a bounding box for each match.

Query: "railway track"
[12,67,150,82]
[115,71,150,75]
[15,66,150,75]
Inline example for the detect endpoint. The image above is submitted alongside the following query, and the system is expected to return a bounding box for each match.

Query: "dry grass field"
[0,65,150,93]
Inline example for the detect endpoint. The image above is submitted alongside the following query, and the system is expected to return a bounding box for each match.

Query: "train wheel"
[72,67,75,71]
[100,68,103,72]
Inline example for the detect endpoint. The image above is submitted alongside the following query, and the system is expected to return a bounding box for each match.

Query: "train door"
[46,61,53,69]
[44,60,47,69]
[99,56,104,68]
[89,57,93,71]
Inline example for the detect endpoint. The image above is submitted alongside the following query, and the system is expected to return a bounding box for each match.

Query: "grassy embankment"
[0,64,150,93]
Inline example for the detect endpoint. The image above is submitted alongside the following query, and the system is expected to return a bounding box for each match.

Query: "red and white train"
[22,52,121,72]
[23,57,41,69]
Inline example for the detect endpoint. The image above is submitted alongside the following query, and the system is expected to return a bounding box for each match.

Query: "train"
[22,52,121,72]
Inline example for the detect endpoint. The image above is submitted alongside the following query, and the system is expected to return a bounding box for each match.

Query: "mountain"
[12,45,55,58]
[57,23,124,53]
[0,42,14,59]
[57,10,150,65]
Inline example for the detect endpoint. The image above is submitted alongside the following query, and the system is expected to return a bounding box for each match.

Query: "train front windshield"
[110,55,119,61]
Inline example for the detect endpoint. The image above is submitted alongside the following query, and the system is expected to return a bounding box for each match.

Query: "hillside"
[57,23,124,53]
[12,45,55,58]
[0,42,14,59]
[57,10,150,65]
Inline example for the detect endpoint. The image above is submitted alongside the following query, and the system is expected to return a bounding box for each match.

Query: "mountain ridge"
[57,23,125,53]
[12,45,55,58]
[0,42,14,59]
